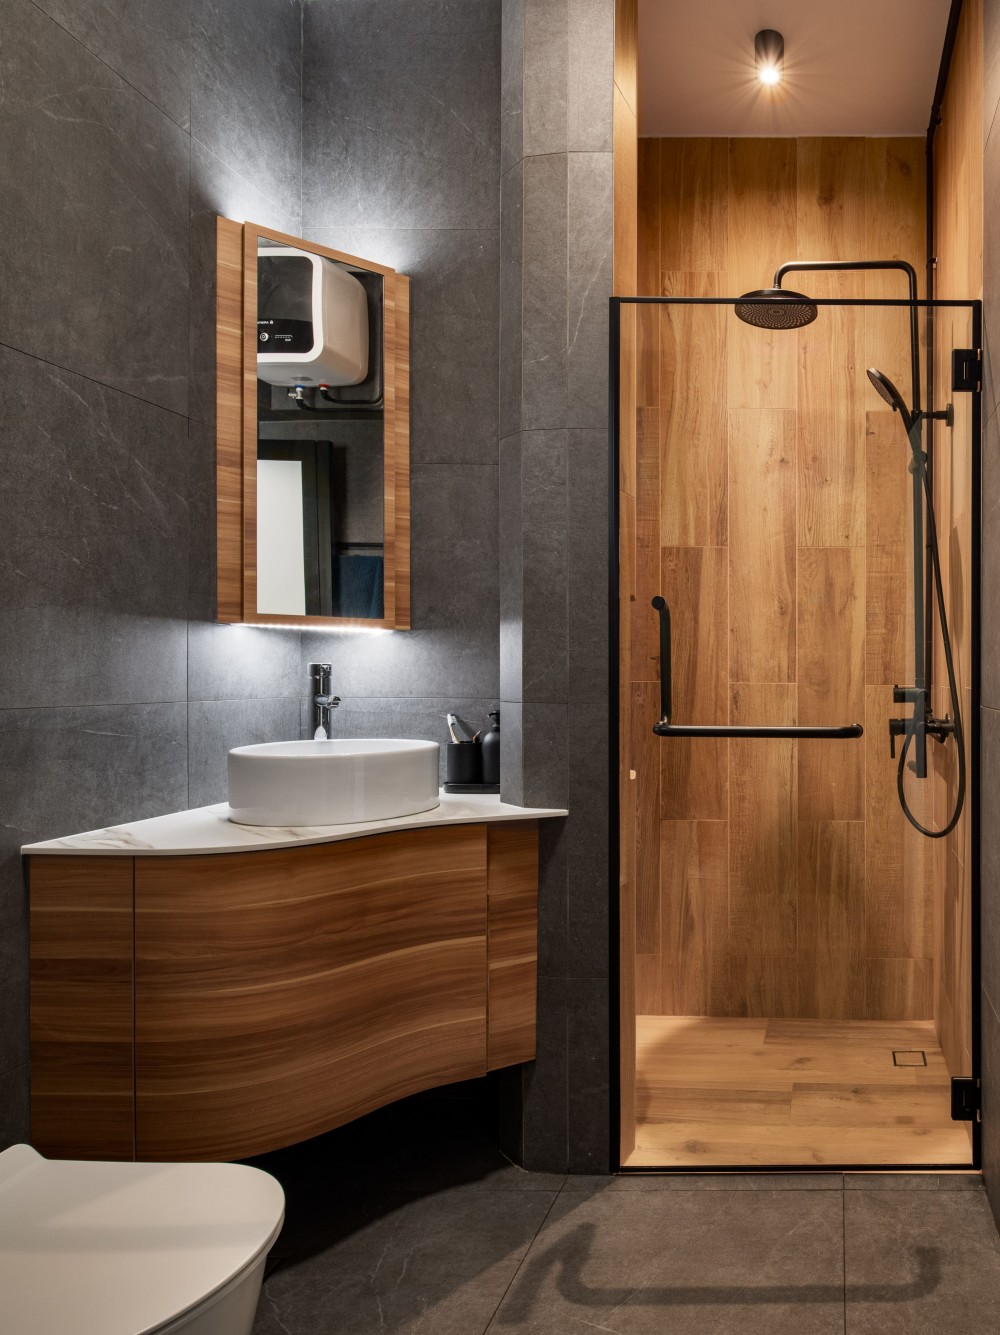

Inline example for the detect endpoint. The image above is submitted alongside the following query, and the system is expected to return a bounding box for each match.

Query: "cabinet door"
[134,825,488,1160]
[29,856,135,1159]
[486,822,539,1069]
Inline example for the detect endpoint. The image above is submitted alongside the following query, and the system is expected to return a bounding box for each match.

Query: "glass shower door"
[617,295,979,1169]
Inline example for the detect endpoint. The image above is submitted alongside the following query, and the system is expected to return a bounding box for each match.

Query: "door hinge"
[952,348,982,393]
[951,1075,981,1122]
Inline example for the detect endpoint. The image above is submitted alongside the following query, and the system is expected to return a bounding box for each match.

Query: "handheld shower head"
[734,288,818,330]
[866,367,915,432]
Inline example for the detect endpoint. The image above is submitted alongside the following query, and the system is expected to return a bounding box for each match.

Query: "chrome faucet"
[309,662,341,740]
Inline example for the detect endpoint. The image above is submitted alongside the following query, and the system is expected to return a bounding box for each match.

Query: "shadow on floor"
[495,1226,939,1322]
[247,1084,1000,1335]
[244,1079,534,1274]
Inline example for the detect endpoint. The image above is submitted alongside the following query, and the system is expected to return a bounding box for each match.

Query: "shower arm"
[774,260,921,415]
[649,598,863,741]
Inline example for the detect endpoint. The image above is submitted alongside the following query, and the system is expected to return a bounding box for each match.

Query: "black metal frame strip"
[613,1161,976,1176]
[613,296,974,307]
[970,297,983,1168]
[607,292,981,1175]
[607,296,623,1171]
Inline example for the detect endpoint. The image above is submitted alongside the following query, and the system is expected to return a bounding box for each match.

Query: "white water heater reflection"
[257,246,368,387]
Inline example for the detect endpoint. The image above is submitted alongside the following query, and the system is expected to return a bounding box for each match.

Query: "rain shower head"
[866,367,914,429]
[733,288,818,330]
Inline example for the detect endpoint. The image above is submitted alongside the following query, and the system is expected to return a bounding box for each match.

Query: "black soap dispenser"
[482,710,500,788]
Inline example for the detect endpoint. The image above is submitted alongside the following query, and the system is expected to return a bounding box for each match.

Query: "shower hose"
[896,452,966,839]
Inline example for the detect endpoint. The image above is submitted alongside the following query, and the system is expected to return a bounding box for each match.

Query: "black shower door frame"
[607,294,983,1173]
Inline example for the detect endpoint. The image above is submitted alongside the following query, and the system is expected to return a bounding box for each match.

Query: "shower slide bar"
[650,597,864,741]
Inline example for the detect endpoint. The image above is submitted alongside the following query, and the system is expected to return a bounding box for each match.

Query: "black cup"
[446,741,483,786]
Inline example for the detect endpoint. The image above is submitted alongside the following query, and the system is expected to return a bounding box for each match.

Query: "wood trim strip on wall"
[381,272,398,626]
[393,275,412,629]
[240,222,260,622]
[215,216,244,623]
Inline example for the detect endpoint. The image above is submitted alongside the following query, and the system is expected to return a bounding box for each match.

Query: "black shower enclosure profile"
[606,292,983,1171]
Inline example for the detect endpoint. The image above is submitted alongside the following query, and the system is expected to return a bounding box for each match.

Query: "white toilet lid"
[0,1144,285,1335]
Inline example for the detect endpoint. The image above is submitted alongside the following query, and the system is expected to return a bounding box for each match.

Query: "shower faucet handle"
[888,717,907,760]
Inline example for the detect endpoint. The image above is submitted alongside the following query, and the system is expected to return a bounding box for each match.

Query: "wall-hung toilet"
[0,1144,285,1335]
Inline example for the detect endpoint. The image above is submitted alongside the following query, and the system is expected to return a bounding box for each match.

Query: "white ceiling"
[638,0,953,137]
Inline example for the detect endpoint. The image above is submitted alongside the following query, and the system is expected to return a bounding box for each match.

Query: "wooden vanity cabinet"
[28,821,538,1161]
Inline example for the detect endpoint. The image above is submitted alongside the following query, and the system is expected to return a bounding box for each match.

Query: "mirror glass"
[255,236,386,619]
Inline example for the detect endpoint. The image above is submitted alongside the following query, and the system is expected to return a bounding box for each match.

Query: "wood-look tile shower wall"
[629,136,933,1021]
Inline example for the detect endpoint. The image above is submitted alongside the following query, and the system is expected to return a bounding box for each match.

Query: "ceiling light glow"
[755,28,784,86]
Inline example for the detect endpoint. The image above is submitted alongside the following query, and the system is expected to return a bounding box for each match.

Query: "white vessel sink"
[228,739,440,827]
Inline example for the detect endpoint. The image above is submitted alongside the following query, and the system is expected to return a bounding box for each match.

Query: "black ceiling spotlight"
[755,28,784,85]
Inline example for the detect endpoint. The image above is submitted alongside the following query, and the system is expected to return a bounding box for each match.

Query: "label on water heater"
[257,318,314,353]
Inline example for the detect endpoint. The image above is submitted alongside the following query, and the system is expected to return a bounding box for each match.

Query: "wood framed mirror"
[215,218,410,628]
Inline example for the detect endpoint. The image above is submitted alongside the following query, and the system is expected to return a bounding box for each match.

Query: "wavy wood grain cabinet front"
[27,822,539,1161]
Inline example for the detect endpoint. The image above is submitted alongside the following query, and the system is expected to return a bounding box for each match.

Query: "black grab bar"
[652,721,864,738]
[649,597,863,740]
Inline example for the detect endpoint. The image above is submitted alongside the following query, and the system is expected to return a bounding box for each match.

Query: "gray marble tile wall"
[1,0,614,1171]
[298,1,503,777]
[984,0,1000,1229]
[498,0,614,1172]
[0,0,303,1144]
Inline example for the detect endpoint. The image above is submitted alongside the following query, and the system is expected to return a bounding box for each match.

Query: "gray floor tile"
[255,1185,557,1335]
[844,1173,980,1190]
[562,1172,844,1192]
[248,1094,564,1214]
[488,1188,845,1333]
[845,1188,1000,1332]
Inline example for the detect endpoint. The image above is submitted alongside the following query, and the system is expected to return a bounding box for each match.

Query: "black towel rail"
[650,597,864,741]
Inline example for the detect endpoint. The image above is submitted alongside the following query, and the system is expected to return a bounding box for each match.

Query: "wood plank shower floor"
[628,1016,972,1168]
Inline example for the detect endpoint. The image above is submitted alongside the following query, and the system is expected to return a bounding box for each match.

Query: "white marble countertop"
[21,792,567,858]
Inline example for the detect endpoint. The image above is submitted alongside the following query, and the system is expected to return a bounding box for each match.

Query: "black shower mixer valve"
[888,684,956,773]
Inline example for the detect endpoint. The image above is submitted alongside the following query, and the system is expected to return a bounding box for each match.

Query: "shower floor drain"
[892,1049,928,1067]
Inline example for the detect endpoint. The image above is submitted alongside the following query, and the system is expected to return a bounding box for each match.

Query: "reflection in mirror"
[255,237,386,619]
